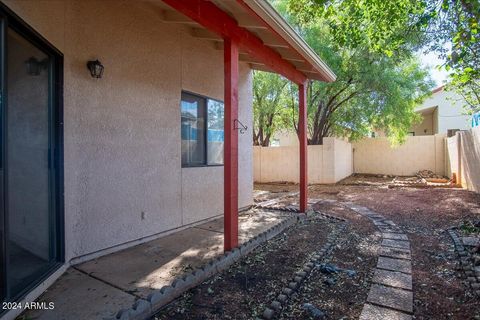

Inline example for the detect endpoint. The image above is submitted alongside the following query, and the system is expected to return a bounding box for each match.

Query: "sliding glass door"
[0,4,63,302]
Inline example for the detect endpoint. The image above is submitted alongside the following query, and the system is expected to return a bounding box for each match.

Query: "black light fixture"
[87,59,104,78]
[26,57,48,76]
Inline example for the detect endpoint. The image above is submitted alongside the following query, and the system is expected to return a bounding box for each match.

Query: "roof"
[140,0,336,83]
[431,85,445,94]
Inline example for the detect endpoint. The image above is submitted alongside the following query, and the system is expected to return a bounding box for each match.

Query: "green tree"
[427,0,480,113]
[258,0,434,145]
[252,70,290,146]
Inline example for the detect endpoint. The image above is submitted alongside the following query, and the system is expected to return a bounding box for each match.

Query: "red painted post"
[299,83,308,212]
[224,38,239,251]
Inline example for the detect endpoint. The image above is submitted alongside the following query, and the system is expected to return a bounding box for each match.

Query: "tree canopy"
[427,0,480,114]
[252,0,434,146]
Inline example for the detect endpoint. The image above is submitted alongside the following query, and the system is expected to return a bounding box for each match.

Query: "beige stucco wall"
[333,138,353,182]
[447,127,480,192]
[353,135,446,176]
[3,0,253,261]
[253,138,353,184]
[411,111,435,136]
[417,89,471,134]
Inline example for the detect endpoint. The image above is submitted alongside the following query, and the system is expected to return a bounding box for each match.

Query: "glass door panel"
[6,27,54,298]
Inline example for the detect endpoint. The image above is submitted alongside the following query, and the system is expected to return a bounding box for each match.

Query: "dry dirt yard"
[256,175,480,319]
[154,175,479,320]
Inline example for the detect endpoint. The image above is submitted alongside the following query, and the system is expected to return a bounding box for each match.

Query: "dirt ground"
[153,175,479,320]
[279,203,379,319]
[257,174,480,319]
[154,216,339,319]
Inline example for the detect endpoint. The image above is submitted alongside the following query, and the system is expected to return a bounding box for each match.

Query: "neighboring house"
[374,86,471,137]
[0,0,334,318]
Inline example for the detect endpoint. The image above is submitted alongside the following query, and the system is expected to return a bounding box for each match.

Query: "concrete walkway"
[23,209,291,320]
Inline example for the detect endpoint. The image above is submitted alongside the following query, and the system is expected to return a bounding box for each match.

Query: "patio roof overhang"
[154,0,336,84]
[157,0,336,251]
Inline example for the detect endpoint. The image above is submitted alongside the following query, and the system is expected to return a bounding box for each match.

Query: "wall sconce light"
[87,59,104,78]
[26,57,48,76]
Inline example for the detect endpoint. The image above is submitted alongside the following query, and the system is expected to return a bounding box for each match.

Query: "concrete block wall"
[352,135,447,176]
[253,137,353,184]
[447,127,480,192]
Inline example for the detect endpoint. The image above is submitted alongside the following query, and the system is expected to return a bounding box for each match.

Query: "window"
[181,91,224,167]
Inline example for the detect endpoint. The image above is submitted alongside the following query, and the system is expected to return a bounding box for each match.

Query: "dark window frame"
[181,90,224,168]
[0,2,64,305]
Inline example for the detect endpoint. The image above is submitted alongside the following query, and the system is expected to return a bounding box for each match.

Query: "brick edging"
[343,202,414,319]
[447,228,480,296]
[261,218,347,319]
[108,214,298,320]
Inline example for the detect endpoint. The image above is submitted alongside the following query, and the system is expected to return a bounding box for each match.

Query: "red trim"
[235,0,317,75]
[299,83,308,212]
[161,0,307,84]
[223,38,239,251]
[432,85,445,94]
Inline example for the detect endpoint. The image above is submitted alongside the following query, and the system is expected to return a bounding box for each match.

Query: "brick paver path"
[345,203,413,320]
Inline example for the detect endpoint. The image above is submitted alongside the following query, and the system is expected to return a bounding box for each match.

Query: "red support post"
[224,38,239,251]
[299,83,308,212]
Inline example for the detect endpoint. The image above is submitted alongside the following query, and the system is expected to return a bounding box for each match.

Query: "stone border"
[257,204,347,224]
[344,203,414,319]
[255,202,300,213]
[107,214,298,320]
[447,228,480,296]
[261,213,347,319]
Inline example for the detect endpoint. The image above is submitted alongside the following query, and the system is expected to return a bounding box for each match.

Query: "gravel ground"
[152,177,479,320]
[153,215,339,320]
[279,204,380,319]
[257,175,480,319]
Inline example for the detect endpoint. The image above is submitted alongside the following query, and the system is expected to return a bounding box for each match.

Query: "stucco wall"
[447,127,480,192]
[3,0,253,261]
[253,137,353,184]
[333,138,353,182]
[353,135,446,176]
[411,111,434,136]
[417,89,471,133]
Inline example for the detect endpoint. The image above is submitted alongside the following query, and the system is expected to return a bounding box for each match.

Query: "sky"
[417,50,450,88]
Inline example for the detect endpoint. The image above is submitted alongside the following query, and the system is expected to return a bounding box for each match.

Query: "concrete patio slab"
[382,239,410,250]
[360,303,412,320]
[382,232,409,241]
[23,209,291,319]
[372,268,412,290]
[25,268,136,320]
[367,284,413,313]
[379,247,411,260]
[377,256,412,274]
[195,211,288,239]
[77,227,225,298]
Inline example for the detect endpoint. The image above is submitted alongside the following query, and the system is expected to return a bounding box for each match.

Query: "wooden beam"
[239,53,264,65]
[161,0,307,84]
[190,28,222,41]
[160,10,197,24]
[224,38,239,251]
[299,83,308,212]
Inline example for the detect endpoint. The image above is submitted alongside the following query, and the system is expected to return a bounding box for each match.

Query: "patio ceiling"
[141,0,336,83]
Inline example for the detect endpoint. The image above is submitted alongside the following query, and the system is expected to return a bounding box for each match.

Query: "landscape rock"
[303,303,326,319]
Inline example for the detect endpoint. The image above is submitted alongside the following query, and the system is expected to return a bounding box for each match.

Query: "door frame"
[0,1,64,303]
